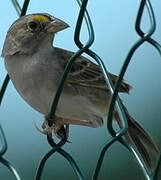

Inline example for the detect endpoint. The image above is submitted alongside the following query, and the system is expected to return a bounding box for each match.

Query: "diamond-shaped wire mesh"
[0,0,161,179]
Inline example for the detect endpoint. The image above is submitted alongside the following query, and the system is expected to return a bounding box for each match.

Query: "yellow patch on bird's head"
[32,15,50,22]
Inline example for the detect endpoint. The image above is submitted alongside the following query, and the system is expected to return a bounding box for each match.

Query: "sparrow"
[1,13,159,172]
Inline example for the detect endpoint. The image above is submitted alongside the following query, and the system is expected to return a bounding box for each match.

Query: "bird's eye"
[28,21,39,31]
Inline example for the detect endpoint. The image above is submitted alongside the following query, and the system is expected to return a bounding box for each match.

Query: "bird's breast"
[4,55,107,125]
[5,55,59,114]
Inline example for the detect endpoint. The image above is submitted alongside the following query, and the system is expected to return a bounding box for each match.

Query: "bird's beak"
[47,17,70,33]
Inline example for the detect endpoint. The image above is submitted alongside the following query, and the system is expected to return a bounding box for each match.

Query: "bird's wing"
[54,47,131,93]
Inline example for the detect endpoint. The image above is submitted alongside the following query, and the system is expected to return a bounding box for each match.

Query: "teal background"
[0,0,161,179]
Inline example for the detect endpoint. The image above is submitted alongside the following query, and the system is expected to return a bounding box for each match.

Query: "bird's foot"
[35,116,69,140]
[34,118,53,137]
[53,123,69,140]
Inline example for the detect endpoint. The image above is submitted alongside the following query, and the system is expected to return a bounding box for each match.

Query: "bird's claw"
[34,117,70,141]
[53,123,69,140]
[34,120,53,137]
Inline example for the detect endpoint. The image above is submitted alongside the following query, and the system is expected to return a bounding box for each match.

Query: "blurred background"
[0,0,161,179]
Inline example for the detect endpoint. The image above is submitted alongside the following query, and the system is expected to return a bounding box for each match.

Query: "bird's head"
[1,13,69,57]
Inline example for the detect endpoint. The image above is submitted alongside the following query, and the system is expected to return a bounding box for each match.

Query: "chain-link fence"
[0,0,161,179]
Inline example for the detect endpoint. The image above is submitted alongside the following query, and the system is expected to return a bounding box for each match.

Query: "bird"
[1,13,159,172]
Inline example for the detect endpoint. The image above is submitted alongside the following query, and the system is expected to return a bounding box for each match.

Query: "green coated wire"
[80,51,128,179]
[34,148,57,180]
[35,138,84,180]
[0,157,21,180]
[135,0,156,37]
[74,0,94,47]
[0,124,7,156]
[75,0,128,145]
[35,136,66,180]
[76,0,92,39]
[49,0,94,122]
[78,49,145,180]
[107,0,156,137]
[57,148,84,180]
[107,1,160,180]
[20,0,30,16]
[11,0,21,15]
[75,0,129,149]
[135,0,161,179]
[0,75,10,107]
[35,148,84,180]
[135,1,161,180]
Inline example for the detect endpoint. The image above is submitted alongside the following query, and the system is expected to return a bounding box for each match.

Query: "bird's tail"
[114,103,160,173]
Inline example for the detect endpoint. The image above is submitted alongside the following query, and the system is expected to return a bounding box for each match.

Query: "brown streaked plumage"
[55,47,132,93]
